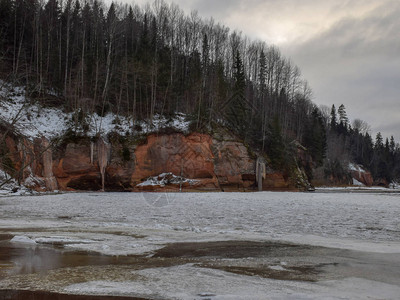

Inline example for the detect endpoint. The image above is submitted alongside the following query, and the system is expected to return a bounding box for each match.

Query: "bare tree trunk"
[64,2,71,96]
[132,74,137,125]
[14,16,26,77]
[81,26,86,98]
[102,33,113,101]
[93,44,99,102]
[13,8,18,76]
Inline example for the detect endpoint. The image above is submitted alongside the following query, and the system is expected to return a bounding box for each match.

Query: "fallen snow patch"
[10,235,37,244]
[268,265,288,271]
[34,236,93,245]
[352,178,364,186]
[137,172,199,187]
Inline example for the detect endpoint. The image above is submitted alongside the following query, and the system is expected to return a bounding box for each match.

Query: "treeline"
[0,0,398,183]
[321,104,400,184]
[0,0,317,142]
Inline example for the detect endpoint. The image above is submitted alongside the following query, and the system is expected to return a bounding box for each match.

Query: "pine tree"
[375,132,383,150]
[267,116,285,169]
[226,50,248,137]
[389,136,396,154]
[372,132,391,182]
[362,132,374,168]
[338,104,348,127]
[330,104,337,130]
[303,107,327,166]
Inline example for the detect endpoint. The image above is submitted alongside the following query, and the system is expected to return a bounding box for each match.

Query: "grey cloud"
[284,1,400,140]
[119,0,400,140]
[191,0,242,16]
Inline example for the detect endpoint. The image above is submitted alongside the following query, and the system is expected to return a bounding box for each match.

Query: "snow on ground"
[390,181,400,189]
[0,81,189,141]
[0,170,34,197]
[0,82,68,139]
[141,113,190,133]
[316,186,398,192]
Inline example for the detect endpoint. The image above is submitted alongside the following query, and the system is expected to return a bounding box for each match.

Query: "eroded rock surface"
[3,132,296,191]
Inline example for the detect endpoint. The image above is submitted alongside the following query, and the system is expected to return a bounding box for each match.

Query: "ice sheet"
[0,192,399,255]
[65,264,400,300]
[1,191,400,299]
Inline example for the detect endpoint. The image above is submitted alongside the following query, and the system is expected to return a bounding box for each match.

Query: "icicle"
[17,140,25,184]
[97,137,110,191]
[256,157,266,192]
[90,141,94,164]
[42,137,58,191]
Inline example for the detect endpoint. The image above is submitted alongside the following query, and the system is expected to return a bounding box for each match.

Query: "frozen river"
[0,191,399,299]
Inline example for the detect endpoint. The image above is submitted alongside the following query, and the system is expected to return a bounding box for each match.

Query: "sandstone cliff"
[2,131,298,192]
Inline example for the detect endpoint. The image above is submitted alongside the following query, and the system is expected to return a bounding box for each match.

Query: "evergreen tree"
[0,0,14,70]
[139,13,150,63]
[267,116,285,169]
[303,107,327,167]
[330,104,337,130]
[362,132,374,168]
[372,132,392,182]
[226,50,248,137]
[389,136,396,154]
[375,132,383,150]
[338,104,348,127]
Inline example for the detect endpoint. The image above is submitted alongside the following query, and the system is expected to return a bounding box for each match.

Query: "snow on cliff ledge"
[348,163,366,174]
[348,163,371,186]
[0,81,189,141]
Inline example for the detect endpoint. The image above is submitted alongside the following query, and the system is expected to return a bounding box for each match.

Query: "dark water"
[0,241,131,278]
[0,290,147,300]
[1,236,399,299]
[0,238,149,300]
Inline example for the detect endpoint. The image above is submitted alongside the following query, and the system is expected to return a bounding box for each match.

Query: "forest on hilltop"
[0,0,399,185]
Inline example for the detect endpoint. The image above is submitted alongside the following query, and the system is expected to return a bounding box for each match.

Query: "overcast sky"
[122,0,400,141]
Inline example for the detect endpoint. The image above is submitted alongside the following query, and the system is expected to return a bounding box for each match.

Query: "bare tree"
[352,118,371,135]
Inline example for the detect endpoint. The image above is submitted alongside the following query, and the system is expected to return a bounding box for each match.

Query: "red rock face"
[133,133,215,183]
[350,169,374,186]
[53,141,100,191]
[2,132,296,192]
[2,135,54,191]
[132,133,260,191]
[212,140,255,190]
[262,172,290,190]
